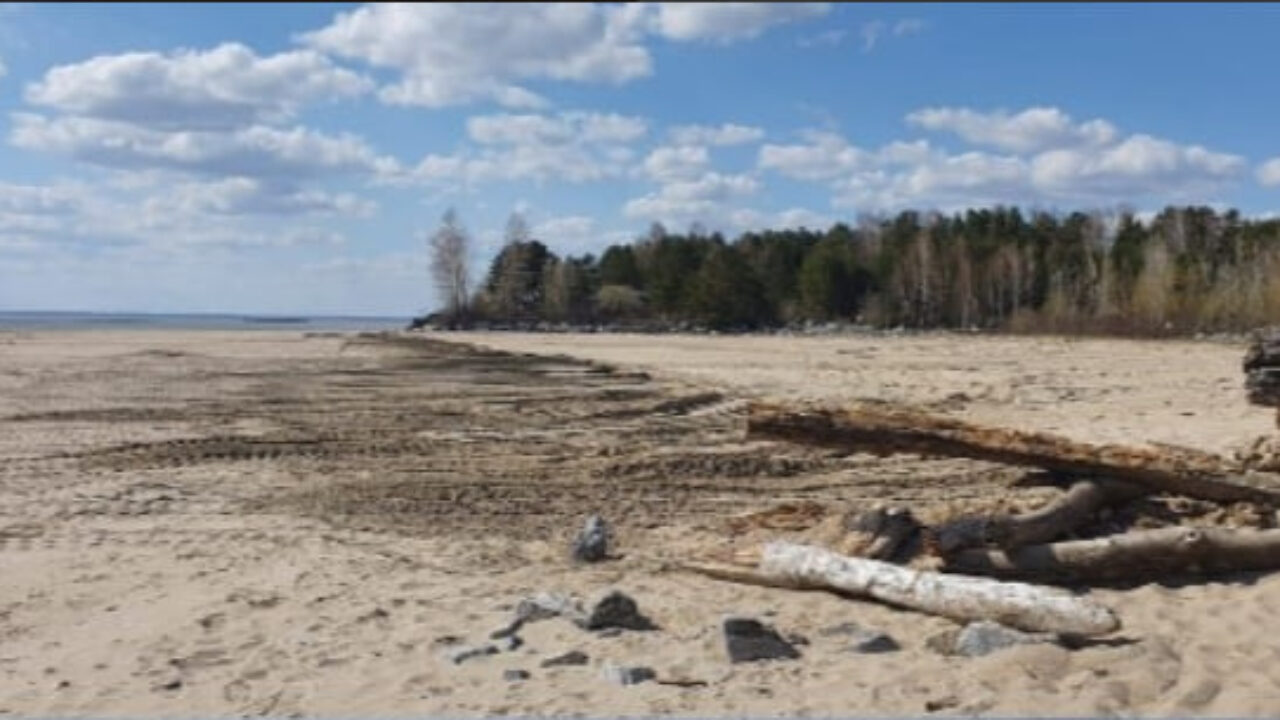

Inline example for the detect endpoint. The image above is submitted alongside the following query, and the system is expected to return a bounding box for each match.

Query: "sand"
[2,327,1279,716]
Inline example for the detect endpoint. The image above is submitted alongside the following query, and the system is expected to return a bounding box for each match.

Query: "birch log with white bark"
[686,541,1119,636]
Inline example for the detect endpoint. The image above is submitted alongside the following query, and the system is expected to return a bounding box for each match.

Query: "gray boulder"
[950,620,1057,657]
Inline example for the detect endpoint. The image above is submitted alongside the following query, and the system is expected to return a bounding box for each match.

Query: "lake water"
[0,311,411,332]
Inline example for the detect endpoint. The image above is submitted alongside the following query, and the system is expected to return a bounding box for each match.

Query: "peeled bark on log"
[748,402,1280,505]
[684,542,1119,636]
[930,479,1147,553]
[946,527,1280,582]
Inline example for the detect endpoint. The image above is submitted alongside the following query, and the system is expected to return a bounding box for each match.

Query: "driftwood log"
[840,506,920,560]
[748,402,1280,505]
[1244,330,1280,412]
[683,542,1119,636]
[930,479,1147,553]
[946,526,1280,582]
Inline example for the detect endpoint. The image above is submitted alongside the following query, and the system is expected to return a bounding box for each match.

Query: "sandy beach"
[3,328,1280,716]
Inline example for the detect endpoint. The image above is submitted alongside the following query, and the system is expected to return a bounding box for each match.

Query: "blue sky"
[1,2,1278,315]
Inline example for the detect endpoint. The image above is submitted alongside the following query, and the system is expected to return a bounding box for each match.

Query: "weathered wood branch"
[945,526,1280,582]
[748,402,1280,505]
[838,506,920,560]
[682,541,1119,636]
[930,479,1147,553]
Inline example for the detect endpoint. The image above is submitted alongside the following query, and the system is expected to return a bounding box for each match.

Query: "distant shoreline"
[0,311,411,332]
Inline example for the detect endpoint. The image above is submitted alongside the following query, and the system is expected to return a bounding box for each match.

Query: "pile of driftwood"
[681,343,1280,636]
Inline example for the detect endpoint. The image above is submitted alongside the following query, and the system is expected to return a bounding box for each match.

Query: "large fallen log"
[748,402,1280,505]
[945,526,1280,582]
[1244,330,1280,411]
[930,479,1147,553]
[682,541,1119,636]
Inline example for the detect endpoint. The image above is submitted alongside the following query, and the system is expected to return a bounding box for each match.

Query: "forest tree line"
[427,205,1280,336]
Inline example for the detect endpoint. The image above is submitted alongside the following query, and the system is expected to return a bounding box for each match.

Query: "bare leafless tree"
[429,208,470,319]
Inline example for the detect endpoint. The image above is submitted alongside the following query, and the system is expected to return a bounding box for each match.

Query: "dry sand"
[2,328,1280,716]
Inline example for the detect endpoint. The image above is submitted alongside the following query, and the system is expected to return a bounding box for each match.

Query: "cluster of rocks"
[441,515,1072,689]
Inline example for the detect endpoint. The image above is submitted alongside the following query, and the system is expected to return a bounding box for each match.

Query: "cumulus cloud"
[623,171,760,227]
[652,3,830,43]
[26,43,372,131]
[301,3,652,109]
[760,106,1247,211]
[412,110,646,185]
[642,144,709,182]
[1258,158,1280,187]
[1031,134,1245,198]
[144,178,376,218]
[11,114,400,180]
[906,106,1117,154]
[759,130,869,180]
[299,3,827,109]
[668,123,764,146]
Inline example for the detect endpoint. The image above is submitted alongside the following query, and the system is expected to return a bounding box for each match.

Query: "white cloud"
[412,110,646,185]
[1258,158,1280,187]
[26,43,372,131]
[624,171,760,227]
[669,123,764,146]
[0,56,7,79]
[299,3,826,108]
[652,3,830,43]
[758,108,1247,212]
[11,114,400,180]
[758,130,868,180]
[797,29,847,49]
[0,182,82,215]
[467,111,646,145]
[906,106,1117,154]
[1030,134,1245,199]
[642,144,709,182]
[301,3,652,109]
[533,214,607,256]
[144,178,376,218]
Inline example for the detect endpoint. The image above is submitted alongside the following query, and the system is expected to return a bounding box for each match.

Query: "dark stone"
[503,669,531,683]
[847,630,900,654]
[571,514,611,562]
[577,591,657,632]
[722,617,801,663]
[541,650,589,667]
[818,621,899,653]
[444,644,499,665]
[601,662,656,686]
